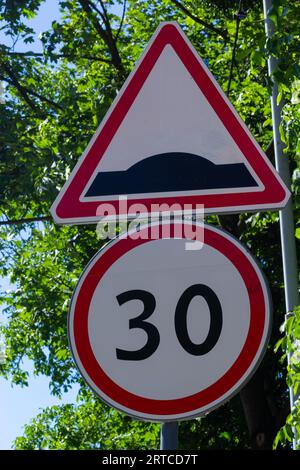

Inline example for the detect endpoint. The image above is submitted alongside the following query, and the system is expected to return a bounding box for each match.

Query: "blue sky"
[0,0,72,450]
[0,0,60,52]
[0,272,79,450]
[0,357,79,449]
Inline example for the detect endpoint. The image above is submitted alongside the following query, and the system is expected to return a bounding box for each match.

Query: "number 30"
[116,284,223,361]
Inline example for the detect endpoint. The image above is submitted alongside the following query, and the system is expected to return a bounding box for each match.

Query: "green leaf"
[268,6,279,27]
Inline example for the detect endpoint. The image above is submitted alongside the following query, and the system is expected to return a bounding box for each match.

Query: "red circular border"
[71,223,267,416]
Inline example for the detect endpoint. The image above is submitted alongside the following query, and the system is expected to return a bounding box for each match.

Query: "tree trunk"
[239,368,276,449]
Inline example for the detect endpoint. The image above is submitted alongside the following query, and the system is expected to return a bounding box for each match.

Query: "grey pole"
[160,422,178,450]
[263,0,299,449]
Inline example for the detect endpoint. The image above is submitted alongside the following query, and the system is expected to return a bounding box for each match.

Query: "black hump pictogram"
[85,152,258,197]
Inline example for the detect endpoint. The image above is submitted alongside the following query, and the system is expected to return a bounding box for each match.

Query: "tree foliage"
[274,305,300,448]
[0,0,299,450]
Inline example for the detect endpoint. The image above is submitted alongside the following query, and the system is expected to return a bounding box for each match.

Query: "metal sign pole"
[263,0,299,449]
[160,422,178,450]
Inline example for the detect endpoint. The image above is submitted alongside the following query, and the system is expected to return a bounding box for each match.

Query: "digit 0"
[175,284,223,355]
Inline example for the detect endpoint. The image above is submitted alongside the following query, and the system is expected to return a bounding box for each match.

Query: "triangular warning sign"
[51,22,289,224]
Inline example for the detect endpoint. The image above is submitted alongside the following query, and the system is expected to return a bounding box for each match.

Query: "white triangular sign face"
[51,22,289,224]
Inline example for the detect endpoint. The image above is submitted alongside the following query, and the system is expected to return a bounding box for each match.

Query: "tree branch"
[226,16,240,96]
[85,0,107,24]
[0,216,52,226]
[266,139,274,163]
[83,0,115,53]
[115,0,127,42]
[97,0,111,26]
[78,0,125,76]
[79,0,110,44]
[0,64,42,114]
[26,87,63,111]
[5,51,112,64]
[0,61,63,112]
[170,0,228,41]
[226,5,246,96]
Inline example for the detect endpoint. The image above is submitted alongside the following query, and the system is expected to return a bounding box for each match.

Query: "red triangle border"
[51,23,289,224]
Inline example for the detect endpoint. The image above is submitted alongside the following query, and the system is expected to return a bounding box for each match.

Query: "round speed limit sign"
[68,222,271,421]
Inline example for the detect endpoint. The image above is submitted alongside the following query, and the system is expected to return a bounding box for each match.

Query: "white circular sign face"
[69,222,271,421]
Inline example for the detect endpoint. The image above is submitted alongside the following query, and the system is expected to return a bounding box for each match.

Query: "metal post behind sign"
[263,0,300,449]
[160,422,179,450]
